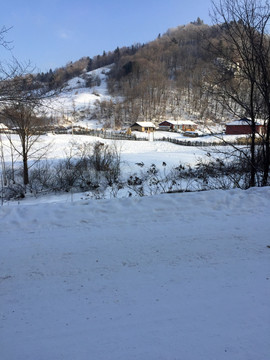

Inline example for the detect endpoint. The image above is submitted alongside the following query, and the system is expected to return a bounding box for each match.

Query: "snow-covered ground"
[44,66,113,128]
[0,133,208,175]
[1,186,270,360]
[0,131,251,200]
[135,129,249,145]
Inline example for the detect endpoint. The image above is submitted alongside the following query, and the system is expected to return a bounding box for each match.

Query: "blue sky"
[1,0,213,73]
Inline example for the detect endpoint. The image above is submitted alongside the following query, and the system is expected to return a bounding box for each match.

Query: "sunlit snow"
[0,187,269,360]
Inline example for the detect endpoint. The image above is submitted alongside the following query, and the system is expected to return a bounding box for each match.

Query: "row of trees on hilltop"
[34,44,143,90]
[35,57,89,89]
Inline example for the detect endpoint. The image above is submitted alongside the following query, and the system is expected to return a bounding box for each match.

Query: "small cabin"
[158,120,196,132]
[0,123,9,133]
[130,121,156,132]
[225,118,265,135]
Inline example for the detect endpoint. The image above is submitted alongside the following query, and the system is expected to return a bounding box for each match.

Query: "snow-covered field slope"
[44,66,113,127]
[1,133,207,173]
[1,187,270,360]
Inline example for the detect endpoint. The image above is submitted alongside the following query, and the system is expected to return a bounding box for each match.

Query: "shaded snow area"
[1,187,270,360]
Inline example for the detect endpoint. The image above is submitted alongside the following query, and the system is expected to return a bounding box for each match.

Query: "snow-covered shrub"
[126,162,190,196]
[29,161,54,192]
[2,183,25,200]
[90,141,121,185]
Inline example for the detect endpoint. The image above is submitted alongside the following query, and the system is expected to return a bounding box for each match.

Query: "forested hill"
[35,19,230,126]
[107,19,223,125]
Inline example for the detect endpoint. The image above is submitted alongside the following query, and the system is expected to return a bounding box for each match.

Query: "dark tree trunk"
[262,122,270,186]
[23,151,29,185]
[249,122,256,188]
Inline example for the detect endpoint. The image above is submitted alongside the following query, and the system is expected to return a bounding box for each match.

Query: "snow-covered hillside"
[1,187,269,360]
[46,66,113,129]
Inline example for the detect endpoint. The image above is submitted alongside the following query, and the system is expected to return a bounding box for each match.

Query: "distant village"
[129,118,266,137]
[0,117,266,138]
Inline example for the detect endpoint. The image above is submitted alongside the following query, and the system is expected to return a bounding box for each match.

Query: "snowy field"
[0,133,208,175]
[1,186,270,360]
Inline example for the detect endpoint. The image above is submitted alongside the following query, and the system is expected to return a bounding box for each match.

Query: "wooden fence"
[53,128,148,141]
[2,126,244,147]
[52,129,239,146]
[155,136,226,147]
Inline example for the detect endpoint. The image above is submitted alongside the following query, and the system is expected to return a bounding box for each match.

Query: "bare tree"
[209,0,270,187]
[0,26,12,49]
[2,102,50,186]
[0,70,54,188]
[0,26,61,190]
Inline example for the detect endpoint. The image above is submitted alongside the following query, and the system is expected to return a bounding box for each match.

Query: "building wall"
[159,121,196,132]
[226,125,263,135]
[131,125,143,132]
[159,121,171,127]
[131,125,155,132]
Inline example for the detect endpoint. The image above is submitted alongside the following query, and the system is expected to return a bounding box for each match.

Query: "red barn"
[225,118,265,135]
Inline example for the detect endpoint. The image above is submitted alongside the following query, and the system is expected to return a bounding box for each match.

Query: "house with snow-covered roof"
[130,121,156,132]
[158,119,197,132]
[225,118,265,135]
[0,123,9,133]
